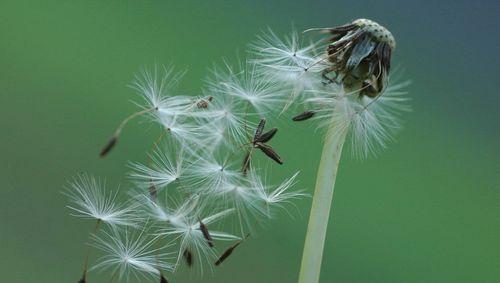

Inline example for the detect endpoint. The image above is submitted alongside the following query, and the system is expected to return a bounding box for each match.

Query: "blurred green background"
[1,1,499,282]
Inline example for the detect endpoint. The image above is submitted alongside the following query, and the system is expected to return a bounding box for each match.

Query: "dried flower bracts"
[315,18,395,97]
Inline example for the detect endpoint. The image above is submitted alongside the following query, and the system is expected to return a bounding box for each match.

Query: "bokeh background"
[1,1,499,282]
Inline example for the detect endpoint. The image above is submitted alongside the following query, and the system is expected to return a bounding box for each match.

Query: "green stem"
[298,126,347,283]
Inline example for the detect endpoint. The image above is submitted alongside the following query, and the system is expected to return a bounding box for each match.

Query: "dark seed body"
[255,128,277,143]
[149,183,158,202]
[254,118,266,141]
[196,100,209,108]
[256,142,283,164]
[241,151,251,175]
[160,274,169,283]
[215,233,250,266]
[77,275,86,283]
[292,110,316,121]
[215,242,241,266]
[183,249,193,267]
[100,136,118,157]
[199,219,214,247]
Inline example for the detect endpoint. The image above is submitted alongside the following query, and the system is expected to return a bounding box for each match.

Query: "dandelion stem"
[298,125,347,283]
[82,219,102,278]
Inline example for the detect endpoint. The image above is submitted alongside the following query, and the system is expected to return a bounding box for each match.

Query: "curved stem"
[81,219,102,280]
[298,127,347,283]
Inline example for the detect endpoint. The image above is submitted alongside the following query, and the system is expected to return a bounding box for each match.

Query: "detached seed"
[241,151,251,175]
[198,218,214,247]
[100,136,118,157]
[254,118,266,140]
[255,142,283,165]
[292,110,316,121]
[215,234,249,266]
[255,128,278,143]
[183,249,193,267]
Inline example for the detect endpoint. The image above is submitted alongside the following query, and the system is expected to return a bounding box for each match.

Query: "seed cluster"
[66,18,409,283]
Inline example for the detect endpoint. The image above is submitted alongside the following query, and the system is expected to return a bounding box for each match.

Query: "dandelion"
[294,19,408,283]
[69,17,407,283]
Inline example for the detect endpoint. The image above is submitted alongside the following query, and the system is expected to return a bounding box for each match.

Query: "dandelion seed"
[99,107,156,157]
[131,65,186,112]
[139,194,199,225]
[156,199,238,272]
[195,92,250,146]
[184,151,240,194]
[66,174,139,228]
[157,115,206,149]
[198,217,214,247]
[100,136,118,157]
[91,228,173,280]
[254,172,305,217]
[255,127,278,143]
[214,178,267,233]
[209,62,285,115]
[292,110,316,121]
[129,142,185,191]
[243,119,283,166]
[255,142,283,165]
[214,234,249,266]
[250,29,325,109]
